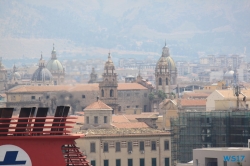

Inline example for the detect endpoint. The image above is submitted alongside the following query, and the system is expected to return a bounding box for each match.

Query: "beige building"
[6,83,150,114]
[75,99,171,166]
[206,89,250,111]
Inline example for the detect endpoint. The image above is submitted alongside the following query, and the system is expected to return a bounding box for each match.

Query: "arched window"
[110,89,114,97]
[159,78,162,85]
[101,89,104,97]
[166,78,168,85]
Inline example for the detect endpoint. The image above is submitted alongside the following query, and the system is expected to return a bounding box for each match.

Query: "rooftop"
[82,128,170,136]
[180,99,206,106]
[84,99,112,110]
[8,83,148,93]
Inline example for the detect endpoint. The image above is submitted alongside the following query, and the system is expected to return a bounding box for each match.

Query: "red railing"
[0,116,77,136]
[62,143,90,166]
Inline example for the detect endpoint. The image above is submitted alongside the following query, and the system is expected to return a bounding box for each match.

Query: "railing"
[62,143,90,166]
[0,116,77,136]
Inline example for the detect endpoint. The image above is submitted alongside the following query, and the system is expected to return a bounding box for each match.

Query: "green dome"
[46,59,64,73]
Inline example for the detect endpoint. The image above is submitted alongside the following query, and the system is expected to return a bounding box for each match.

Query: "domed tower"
[0,58,7,91]
[31,53,53,86]
[155,43,177,94]
[88,67,98,83]
[8,64,22,86]
[46,44,65,85]
[99,52,118,114]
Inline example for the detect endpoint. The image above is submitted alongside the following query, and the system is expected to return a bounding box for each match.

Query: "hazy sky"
[0,0,249,60]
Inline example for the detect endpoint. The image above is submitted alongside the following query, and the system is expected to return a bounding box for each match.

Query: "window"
[104,142,109,152]
[136,105,139,108]
[46,95,50,99]
[110,89,114,97]
[82,95,85,98]
[164,140,169,150]
[31,96,35,100]
[127,93,130,97]
[102,89,104,97]
[144,105,147,112]
[128,141,132,152]
[224,161,227,166]
[90,143,95,153]
[104,116,107,123]
[144,93,147,97]
[139,141,144,151]
[166,78,168,85]
[247,104,249,109]
[196,159,198,166]
[91,160,96,166]
[152,158,156,166]
[127,106,130,108]
[116,159,121,166]
[94,116,98,124]
[86,116,89,124]
[165,158,169,166]
[159,78,162,85]
[116,142,121,152]
[128,159,133,166]
[151,141,156,150]
[104,160,109,166]
[140,158,145,166]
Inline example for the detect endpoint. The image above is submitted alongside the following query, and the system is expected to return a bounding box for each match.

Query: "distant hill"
[0,0,249,60]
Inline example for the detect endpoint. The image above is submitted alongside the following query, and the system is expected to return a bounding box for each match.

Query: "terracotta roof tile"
[112,115,130,123]
[180,99,206,106]
[117,83,147,90]
[124,113,159,122]
[84,99,112,110]
[112,122,149,129]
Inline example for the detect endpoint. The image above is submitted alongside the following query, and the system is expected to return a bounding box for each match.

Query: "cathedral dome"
[46,44,64,73]
[104,52,115,70]
[224,70,234,78]
[31,67,53,82]
[32,53,53,82]
[156,44,176,71]
[13,72,21,80]
[46,59,64,73]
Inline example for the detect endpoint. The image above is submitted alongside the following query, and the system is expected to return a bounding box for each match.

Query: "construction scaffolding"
[170,111,250,166]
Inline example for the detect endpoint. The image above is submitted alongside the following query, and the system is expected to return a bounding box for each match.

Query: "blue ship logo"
[0,151,26,165]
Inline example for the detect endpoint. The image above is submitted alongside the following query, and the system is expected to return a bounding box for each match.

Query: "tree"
[148,93,155,101]
[157,90,167,100]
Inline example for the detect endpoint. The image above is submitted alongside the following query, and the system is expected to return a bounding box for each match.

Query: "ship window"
[104,142,109,152]
[90,142,95,153]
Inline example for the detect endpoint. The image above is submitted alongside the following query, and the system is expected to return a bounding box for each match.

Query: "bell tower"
[99,52,119,114]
